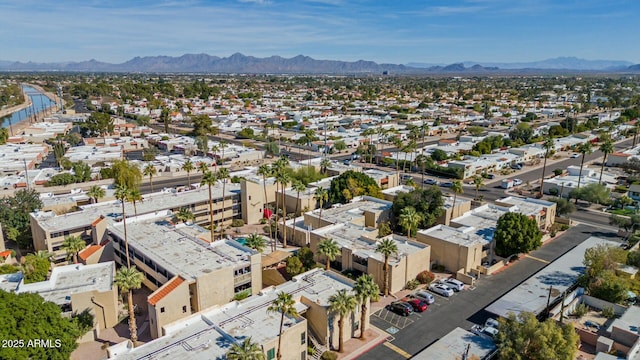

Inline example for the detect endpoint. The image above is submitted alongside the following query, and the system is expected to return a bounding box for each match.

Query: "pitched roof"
[148,276,185,306]
[79,245,102,262]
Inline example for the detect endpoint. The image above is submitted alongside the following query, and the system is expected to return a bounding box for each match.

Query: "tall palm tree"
[114,266,144,347]
[450,180,463,222]
[291,180,306,244]
[575,142,593,203]
[375,238,398,296]
[267,292,299,360]
[473,175,484,201]
[210,144,220,166]
[114,184,132,268]
[174,207,194,223]
[392,137,403,179]
[200,171,217,242]
[219,140,228,167]
[197,161,209,175]
[182,159,195,188]
[318,238,340,270]
[62,235,85,264]
[126,187,142,217]
[353,274,380,340]
[87,185,106,204]
[227,337,265,360]
[599,139,614,184]
[244,232,267,253]
[275,170,291,248]
[361,128,376,167]
[539,138,555,197]
[143,163,157,192]
[399,206,422,240]
[314,187,328,223]
[257,164,274,250]
[402,139,417,174]
[217,167,230,241]
[328,289,358,353]
[320,157,332,175]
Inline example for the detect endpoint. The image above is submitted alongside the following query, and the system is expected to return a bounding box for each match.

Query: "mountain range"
[0,53,638,74]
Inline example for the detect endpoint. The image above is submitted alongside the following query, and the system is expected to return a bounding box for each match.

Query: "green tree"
[87,185,106,204]
[0,127,8,145]
[114,266,144,347]
[320,157,332,175]
[314,187,329,223]
[431,149,448,162]
[509,122,534,143]
[62,235,85,264]
[285,256,304,276]
[126,187,143,217]
[53,141,66,168]
[551,198,575,217]
[334,140,347,153]
[569,183,611,205]
[21,254,50,283]
[599,139,614,185]
[0,189,43,248]
[244,233,267,253]
[495,312,579,360]
[450,180,463,222]
[391,187,444,231]
[353,274,380,339]
[494,212,543,258]
[318,238,341,271]
[191,114,216,136]
[201,171,217,242]
[217,167,230,241]
[399,206,422,239]
[574,142,593,203]
[267,292,299,360]
[174,207,194,224]
[0,290,84,360]
[182,159,195,188]
[328,289,358,353]
[328,170,381,204]
[539,138,555,197]
[376,238,398,296]
[79,112,114,138]
[473,175,484,201]
[227,337,265,360]
[264,141,280,158]
[111,159,142,189]
[143,163,157,193]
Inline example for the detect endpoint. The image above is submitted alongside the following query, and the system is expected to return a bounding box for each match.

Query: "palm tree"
[217,167,230,241]
[244,232,267,253]
[114,266,144,347]
[182,159,195,188]
[314,187,328,223]
[126,187,142,217]
[291,180,306,244]
[275,169,291,248]
[575,142,593,203]
[320,157,331,175]
[328,289,358,353]
[539,138,555,197]
[318,238,340,270]
[114,184,132,268]
[227,337,265,360]
[399,207,422,240]
[392,137,403,179]
[361,128,376,167]
[354,274,380,339]
[375,238,398,296]
[599,139,614,184]
[35,250,53,261]
[267,292,299,360]
[200,171,217,242]
[257,164,274,250]
[402,139,417,173]
[62,235,85,263]
[174,207,194,223]
[450,180,463,222]
[87,185,106,204]
[143,164,157,192]
[219,140,228,167]
[197,161,209,175]
[303,129,317,167]
[473,175,484,201]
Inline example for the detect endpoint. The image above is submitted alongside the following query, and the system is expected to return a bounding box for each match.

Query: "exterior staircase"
[308,329,328,360]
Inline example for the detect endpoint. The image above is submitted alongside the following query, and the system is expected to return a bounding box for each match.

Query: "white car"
[429,283,454,297]
[442,278,465,292]
[571,153,580,158]
[409,290,435,304]
[513,178,523,186]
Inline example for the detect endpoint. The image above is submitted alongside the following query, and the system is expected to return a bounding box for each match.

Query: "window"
[267,348,275,360]
[160,307,165,313]
[301,331,306,345]
[301,351,306,360]
[249,195,252,201]
[182,305,187,313]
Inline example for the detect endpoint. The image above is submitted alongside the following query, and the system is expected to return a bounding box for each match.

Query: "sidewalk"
[337,326,389,360]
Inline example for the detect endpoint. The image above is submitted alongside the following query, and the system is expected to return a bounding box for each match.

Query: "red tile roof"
[148,276,185,306]
[0,250,12,258]
[79,245,102,261]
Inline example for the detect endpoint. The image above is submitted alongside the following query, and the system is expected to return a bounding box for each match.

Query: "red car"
[404,298,428,312]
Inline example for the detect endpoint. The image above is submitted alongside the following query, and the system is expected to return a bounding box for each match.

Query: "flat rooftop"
[497,196,554,217]
[108,216,256,280]
[486,236,618,319]
[411,327,496,360]
[419,224,489,247]
[15,262,115,305]
[450,204,513,242]
[309,196,391,225]
[109,268,354,360]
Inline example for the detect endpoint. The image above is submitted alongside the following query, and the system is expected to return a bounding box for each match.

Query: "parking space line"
[526,254,550,264]
[383,342,412,359]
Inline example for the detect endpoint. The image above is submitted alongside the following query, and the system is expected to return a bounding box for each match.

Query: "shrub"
[321,351,338,360]
[232,289,251,301]
[259,218,267,224]
[307,346,316,356]
[405,279,420,290]
[553,168,564,176]
[602,306,616,319]
[231,219,245,227]
[572,303,589,317]
[416,270,435,284]
[549,188,559,196]
[433,264,446,272]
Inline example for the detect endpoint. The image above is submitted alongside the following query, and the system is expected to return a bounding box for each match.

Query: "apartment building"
[105,213,262,339]
[495,196,556,230]
[108,268,360,360]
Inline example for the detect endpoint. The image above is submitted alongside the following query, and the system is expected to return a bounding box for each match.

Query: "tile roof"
[0,250,12,258]
[148,276,185,306]
[79,245,102,261]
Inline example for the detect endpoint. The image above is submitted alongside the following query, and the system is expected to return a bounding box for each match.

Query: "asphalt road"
[363,224,621,360]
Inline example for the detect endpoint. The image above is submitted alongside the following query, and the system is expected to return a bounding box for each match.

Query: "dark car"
[440,182,454,187]
[404,298,428,312]
[386,301,414,316]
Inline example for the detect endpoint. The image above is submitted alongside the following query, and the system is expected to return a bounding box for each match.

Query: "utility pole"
[23,159,30,190]
[545,285,553,318]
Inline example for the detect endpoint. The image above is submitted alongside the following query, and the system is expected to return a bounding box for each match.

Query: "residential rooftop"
[309,196,392,225]
[418,224,489,247]
[411,327,496,360]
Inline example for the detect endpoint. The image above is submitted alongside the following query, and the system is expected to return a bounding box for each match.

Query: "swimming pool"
[235,237,247,246]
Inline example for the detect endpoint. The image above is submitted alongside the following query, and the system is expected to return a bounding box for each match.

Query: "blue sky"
[1,0,638,64]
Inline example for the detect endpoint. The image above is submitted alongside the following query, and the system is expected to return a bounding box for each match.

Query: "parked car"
[513,178,523,186]
[510,164,522,170]
[429,283,454,297]
[404,298,428,312]
[409,290,435,304]
[487,174,496,179]
[442,278,465,292]
[343,159,351,165]
[440,182,454,188]
[423,178,438,185]
[571,153,580,158]
[401,174,413,181]
[386,301,414,316]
